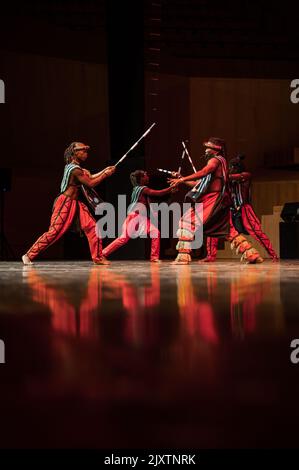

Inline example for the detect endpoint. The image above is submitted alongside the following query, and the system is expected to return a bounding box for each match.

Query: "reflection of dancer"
[176,265,219,343]
[103,170,174,262]
[206,155,278,262]
[22,142,115,265]
[23,267,99,338]
[24,263,161,344]
[169,138,262,264]
[229,267,279,339]
[230,273,260,339]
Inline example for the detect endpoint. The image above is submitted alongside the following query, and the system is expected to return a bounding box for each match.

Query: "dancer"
[169,138,263,264]
[205,154,278,261]
[22,142,115,265]
[102,170,174,262]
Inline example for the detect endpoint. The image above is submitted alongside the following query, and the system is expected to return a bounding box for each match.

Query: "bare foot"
[94,256,110,265]
[199,257,216,263]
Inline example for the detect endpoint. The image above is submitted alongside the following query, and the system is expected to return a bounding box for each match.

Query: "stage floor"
[0,260,299,448]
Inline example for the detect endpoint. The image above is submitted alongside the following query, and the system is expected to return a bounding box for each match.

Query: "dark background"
[1,0,299,260]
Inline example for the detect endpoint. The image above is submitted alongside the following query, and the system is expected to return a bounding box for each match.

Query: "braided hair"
[64,142,80,164]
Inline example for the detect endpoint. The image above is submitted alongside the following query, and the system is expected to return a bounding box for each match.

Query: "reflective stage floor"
[0,260,299,448]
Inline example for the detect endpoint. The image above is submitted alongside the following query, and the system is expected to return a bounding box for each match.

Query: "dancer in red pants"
[102,170,174,262]
[169,138,263,264]
[22,142,115,265]
[205,154,278,261]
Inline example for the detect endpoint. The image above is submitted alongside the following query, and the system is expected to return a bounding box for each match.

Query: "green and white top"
[60,163,81,193]
[127,185,147,212]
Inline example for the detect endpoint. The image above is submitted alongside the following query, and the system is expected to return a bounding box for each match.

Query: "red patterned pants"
[203,211,239,256]
[26,194,102,262]
[207,204,278,259]
[177,192,234,254]
[102,212,160,260]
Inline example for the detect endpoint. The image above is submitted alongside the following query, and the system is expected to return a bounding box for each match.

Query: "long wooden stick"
[115,123,156,167]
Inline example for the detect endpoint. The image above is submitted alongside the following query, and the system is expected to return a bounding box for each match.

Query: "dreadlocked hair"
[64,142,80,164]
[130,170,146,187]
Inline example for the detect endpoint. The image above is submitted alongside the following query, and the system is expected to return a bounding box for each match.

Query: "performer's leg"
[147,218,160,261]
[227,211,263,263]
[174,206,196,264]
[203,237,218,262]
[23,195,77,263]
[242,204,278,260]
[174,193,219,264]
[102,213,135,258]
[78,202,107,264]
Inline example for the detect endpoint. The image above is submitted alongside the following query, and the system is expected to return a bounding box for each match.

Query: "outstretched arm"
[142,186,175,197]
[229,172,251,182]
[182,181,197,188]
[73,166,115,188]
[168,158,219,187]
[89,168,116,179]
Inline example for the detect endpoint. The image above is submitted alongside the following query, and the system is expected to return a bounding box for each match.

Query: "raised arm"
[73,166,115,188]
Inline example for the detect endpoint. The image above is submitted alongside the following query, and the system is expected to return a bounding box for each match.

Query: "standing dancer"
[205,155,278,261]
[102,170,174,262]
[169,138,263,264]
[22,142,115,265]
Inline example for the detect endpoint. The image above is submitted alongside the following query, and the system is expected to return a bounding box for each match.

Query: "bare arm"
[167,174,196,188]
[90,168,115,179]
[180,158,219,182]
[143,186,174,197]
[168,158,219,187]
[229,172,251,182]
[73,166,115,188]
[183,181,197,188]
